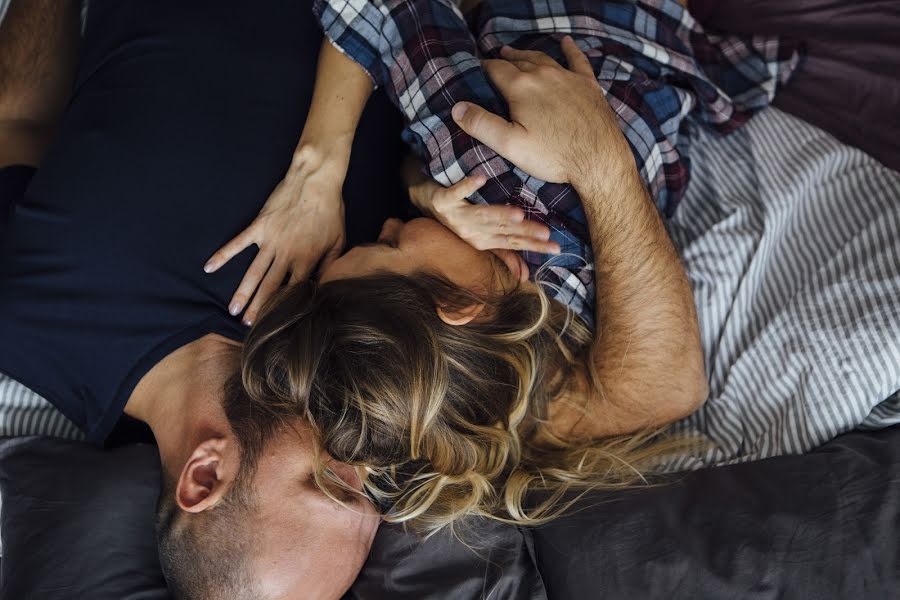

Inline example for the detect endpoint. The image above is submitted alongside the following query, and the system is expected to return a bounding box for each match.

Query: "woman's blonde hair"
[242,272,681,535]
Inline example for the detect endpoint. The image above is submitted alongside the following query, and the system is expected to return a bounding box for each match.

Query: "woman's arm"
[451,39,708,439]
[203,39,374,324]
[292,39,373,175]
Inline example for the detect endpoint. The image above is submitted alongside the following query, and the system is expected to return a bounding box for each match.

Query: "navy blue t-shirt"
[0,0,404,444]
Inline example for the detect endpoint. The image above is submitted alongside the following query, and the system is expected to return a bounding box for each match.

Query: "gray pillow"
[0,436,546,600]
[0,437,169,600]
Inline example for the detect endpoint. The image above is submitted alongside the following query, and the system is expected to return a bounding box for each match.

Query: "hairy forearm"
[289,39,373,178]
[0,0,79,124]
[574,145,706,432]
[0,0,80,165]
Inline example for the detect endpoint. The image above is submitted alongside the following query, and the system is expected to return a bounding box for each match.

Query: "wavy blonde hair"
[242,272,684,535]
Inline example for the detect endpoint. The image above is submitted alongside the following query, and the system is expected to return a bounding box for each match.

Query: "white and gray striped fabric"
[0,377,83,441]
[662,107,900,471]
[0,108,898,467]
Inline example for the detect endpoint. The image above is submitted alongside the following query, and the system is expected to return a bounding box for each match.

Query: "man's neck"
[124,333,241,468]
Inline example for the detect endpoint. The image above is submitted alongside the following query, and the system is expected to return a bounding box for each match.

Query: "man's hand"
[203,146,346,326]
[453,37,708,439]
[450,36,631,187]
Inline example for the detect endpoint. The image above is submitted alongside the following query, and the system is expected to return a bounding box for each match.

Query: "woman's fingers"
[228,250,274,316]
[455,206,558,252]
[506,216,552,241]
[488,233,561,254]
[317,237,344,278]
[204,226,255,273]
[560,35,595,79]
[242,260,288,326]
[447,174,487,199]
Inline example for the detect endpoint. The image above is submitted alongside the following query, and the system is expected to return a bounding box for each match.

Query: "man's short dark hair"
[155,373,287,600]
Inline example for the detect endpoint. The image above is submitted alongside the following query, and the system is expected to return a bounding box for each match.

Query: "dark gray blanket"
[692,0,900,171]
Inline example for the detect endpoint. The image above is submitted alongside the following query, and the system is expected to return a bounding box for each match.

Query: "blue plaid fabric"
[314,0,800,327]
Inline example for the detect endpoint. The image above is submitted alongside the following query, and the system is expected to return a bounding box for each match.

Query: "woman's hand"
[204,38,374,326]
[204,145,347,326]
[406,158,560,254]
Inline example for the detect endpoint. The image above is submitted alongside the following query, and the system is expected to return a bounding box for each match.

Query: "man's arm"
[0,0,80,167]
[566,146,707,436]
[451,39,708,439]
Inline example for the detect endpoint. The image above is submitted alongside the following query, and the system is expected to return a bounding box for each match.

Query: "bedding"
[4,423,899,599]
[663,106,900,471]
[1,0,899,594]
[692,0,900,172]
[533,423,900,599]
[0,435,547,600]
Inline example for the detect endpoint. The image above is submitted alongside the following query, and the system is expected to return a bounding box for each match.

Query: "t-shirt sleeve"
[0,165,36,239]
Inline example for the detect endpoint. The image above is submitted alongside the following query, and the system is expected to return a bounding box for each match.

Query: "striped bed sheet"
[662,107,900,471]
[1,108,898,469]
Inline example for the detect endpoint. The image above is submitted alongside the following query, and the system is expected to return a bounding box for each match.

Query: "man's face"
[244,421,380,599]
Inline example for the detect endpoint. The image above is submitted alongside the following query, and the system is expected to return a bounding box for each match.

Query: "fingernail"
[203,262,215,273]
[242,318,253,327]
[229,302,242,316]
[452,103,468,121]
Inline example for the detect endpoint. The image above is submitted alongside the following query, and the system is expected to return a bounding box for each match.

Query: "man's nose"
[378,218,403,243]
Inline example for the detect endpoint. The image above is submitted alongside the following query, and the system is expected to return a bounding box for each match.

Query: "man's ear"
[436,302,486,326]
[175,437,235,513]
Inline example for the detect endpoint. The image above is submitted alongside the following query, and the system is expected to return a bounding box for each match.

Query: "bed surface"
[2,1,900,597]
[3,424,899,599]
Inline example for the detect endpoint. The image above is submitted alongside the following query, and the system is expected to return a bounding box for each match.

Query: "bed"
[2,1,899,598]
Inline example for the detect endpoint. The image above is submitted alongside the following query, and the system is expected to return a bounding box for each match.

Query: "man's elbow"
[673,367,709,420]
[0,119,54,167]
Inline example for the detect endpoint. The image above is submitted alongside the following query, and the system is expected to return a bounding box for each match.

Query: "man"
[0,1,405,597]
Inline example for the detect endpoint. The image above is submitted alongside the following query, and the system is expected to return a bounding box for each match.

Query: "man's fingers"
[204,227,255,273]
[499,45,558,68]
[228,250,273,316]
[451,100,524,158]
[561,35,594,79]
[242,261,287,326]
[505,59,541,73]
[480,57,522,87]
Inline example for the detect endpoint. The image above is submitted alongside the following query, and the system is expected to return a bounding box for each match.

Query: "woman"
[205,0,798,532]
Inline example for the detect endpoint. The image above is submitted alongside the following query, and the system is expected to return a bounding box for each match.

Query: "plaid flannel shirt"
[313,0,800,327]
